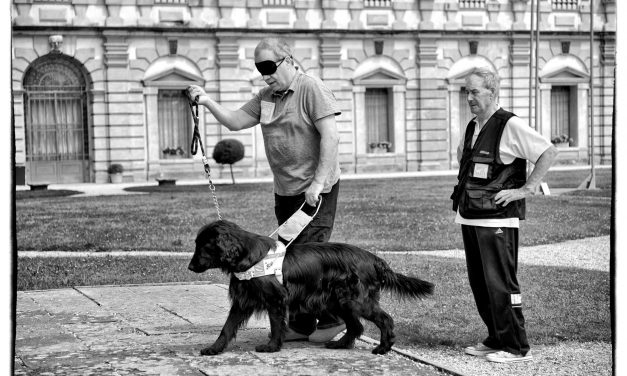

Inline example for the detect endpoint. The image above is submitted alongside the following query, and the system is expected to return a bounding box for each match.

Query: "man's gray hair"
[255,37,293,60]
[467,67,500,96]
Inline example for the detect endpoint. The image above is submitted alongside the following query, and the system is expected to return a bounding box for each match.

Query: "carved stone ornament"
[49,35,63,53]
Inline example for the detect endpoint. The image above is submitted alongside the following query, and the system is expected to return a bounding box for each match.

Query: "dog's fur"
[188,220,434,356]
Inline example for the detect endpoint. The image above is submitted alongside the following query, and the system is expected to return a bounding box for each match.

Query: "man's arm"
[304,114,339,206]
[187,85,258,131]
[495,145,559,206]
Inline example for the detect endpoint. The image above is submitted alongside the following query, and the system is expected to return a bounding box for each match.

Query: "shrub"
[107,163,124,174]
[212,139,245,184]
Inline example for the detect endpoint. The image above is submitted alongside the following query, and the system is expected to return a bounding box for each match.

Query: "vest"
[452,108,527,220]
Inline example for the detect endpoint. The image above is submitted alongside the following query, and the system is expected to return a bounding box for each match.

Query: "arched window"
[23,54,90,184]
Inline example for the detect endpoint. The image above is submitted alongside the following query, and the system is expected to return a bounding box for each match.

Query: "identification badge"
[473,163,489,179]
[260,101,275,124]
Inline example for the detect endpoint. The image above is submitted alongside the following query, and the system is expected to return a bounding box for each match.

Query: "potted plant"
[107,163,124,183]
[551,134,574,148]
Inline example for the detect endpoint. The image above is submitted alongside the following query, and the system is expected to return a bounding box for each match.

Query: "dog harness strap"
[233,241,286,284]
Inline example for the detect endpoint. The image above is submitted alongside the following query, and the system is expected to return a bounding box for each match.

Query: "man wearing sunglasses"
[186,37,344,344]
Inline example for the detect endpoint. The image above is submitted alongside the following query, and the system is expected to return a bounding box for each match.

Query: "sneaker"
[308,323,347,343]
[486,351,533,363]
[464,343,499,356]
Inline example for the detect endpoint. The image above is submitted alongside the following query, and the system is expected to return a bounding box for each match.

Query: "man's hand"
[495,187,534,206]
[186,85,208,105]
[305,181,324,207]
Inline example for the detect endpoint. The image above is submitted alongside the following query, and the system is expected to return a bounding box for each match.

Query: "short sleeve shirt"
[455,110,552,228]
[240,71,341,196]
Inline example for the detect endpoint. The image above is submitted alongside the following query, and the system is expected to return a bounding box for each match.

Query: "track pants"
[461,225,530,356]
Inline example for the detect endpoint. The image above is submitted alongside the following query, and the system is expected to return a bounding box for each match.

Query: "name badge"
[260,101,275,124]
[473,163,489,179]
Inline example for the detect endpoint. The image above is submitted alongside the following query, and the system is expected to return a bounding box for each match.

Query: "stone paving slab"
[15,283,451,376]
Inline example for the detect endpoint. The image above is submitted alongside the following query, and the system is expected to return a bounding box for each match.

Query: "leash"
[189,99,222,220]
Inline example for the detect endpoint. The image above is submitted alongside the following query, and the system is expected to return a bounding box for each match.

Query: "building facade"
[11,0,616,184]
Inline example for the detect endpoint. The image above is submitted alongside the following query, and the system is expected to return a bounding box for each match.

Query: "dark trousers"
[461,225,530,356]
[274,181,341,335]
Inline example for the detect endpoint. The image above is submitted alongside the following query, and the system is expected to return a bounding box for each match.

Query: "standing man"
[451,67,558,363]
[186,37,345,343]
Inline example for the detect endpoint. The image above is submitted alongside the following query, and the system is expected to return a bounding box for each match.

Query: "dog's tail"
[378,261,434,299]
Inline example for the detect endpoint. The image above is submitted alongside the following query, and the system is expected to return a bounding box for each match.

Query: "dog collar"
[233,241,286,284]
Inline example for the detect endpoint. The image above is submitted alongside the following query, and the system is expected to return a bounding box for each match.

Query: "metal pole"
[579,0,597,189]
[534,0,540,131]
[588,0,596,188]
[528,0,535,128]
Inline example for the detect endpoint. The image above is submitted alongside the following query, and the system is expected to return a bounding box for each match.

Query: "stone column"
[486,0,501,30]
[73,0,97,26]
[105,0,125,27]
[218,0,246,28]
[294,0,314,29]
[579,1,591,31]
[137,0,154,27]
[392,0,413,29]
[509,36,532,125]
[415,37,445,170]
[539,0,551,29]
[247,0,262,28]
[443,0,459,30]
[319,35,342,81]
[321,0,337,29]
[347,1,363,29]
[418,0,435,30]
[13,0,34,26]
[511,0,529,30]
[602,0,616,31]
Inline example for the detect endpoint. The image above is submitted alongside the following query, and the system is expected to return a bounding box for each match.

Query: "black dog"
[188,220,434,356]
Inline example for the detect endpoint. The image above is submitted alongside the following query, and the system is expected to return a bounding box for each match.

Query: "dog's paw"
[371,344,391,355]
[255,343,281,353]
[200,346,223,356]
[325,339,355,350]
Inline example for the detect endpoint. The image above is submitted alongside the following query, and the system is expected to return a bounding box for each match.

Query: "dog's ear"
[216,231,243,267]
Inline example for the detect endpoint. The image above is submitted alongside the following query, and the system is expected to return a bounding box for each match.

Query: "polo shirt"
[240,71,341,196]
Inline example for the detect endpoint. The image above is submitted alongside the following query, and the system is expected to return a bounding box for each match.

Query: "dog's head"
[187,220,275,274]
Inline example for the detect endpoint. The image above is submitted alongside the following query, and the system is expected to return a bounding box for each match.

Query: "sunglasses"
[255,56,288,76]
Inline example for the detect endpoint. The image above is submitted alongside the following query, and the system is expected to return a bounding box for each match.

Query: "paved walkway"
[15,282,455,376]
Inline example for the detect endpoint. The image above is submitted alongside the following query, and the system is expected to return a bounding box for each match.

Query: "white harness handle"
[269,198,323,248]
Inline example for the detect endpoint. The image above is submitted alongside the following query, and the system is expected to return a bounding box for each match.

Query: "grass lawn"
[15,167,612,351]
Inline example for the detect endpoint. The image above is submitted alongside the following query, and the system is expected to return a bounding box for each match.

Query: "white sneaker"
[464,343,499,356]
[486,350,533,363]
